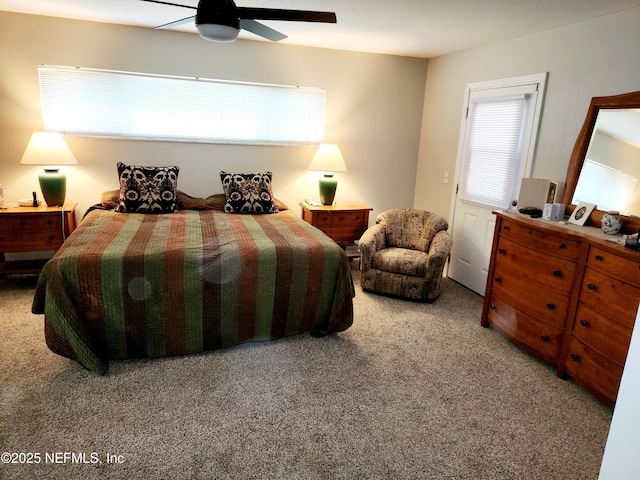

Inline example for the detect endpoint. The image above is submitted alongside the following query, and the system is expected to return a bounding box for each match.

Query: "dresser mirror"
[562,90,640,234]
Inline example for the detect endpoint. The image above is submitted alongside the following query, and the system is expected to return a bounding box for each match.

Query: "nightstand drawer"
[1,213,62,232]
[0,229,64,252]
[330,212,365,227]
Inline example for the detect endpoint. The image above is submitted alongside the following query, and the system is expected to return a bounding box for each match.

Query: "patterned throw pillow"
[115,162,179,213]
[219,171,279,214]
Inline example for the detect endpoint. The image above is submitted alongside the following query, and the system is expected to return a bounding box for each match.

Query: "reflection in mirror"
[571,109,640,216]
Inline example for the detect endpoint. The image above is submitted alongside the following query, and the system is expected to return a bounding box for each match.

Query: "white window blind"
[38,65,326,145]
[459,95,526,208]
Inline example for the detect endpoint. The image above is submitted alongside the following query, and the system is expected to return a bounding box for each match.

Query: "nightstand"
[300,201,373,245]
[0,202,77,277]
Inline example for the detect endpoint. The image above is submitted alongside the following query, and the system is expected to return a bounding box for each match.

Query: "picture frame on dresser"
[567,202,595,226]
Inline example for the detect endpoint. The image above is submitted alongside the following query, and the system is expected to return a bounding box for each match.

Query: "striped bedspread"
[32,208,354,374]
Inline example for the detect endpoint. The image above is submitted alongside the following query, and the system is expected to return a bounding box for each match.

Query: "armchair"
[359,209,452,301]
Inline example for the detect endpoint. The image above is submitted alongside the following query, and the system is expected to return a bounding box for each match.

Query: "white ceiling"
[2,0,640,58]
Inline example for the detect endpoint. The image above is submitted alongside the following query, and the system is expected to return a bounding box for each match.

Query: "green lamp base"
[318,174,338,205]
[39,168,67,206]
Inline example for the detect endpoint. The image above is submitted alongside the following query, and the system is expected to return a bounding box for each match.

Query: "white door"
[447,74,547,295]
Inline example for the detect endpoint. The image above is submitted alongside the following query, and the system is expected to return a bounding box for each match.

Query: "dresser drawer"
[588,247,640,288]
[492,263,569,328]
[487,295,563,364]
[495,236,577,294]
[572,303,632,366]
[500,219,581,260]
[564,337,623,405]
[579,267,640,329]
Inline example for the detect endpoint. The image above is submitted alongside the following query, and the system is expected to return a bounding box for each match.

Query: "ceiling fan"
[141,0,337,43]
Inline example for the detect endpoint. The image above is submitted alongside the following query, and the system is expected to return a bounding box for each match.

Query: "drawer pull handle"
[595,255,603,261]
[494,277,502,283]
[48,236,55,241]
[490,304,496,310]
[559,243,566,249]
[20,221,27,226]
[571,354,580,362]
[587,283,596,291]
[580,319,590,327]
[546,303,555,310]
[498,248,506,254]
[552,270,562,277]
[503,225,510,231]
[541,335,550,342]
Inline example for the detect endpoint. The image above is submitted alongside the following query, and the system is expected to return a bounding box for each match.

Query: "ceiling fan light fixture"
[196,23,240,42]
[195,0,240,42]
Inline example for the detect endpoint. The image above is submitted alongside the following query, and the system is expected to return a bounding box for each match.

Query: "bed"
[32,191,354,374]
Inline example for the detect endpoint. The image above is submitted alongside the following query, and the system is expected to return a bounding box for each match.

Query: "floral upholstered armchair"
[359,209,452,302]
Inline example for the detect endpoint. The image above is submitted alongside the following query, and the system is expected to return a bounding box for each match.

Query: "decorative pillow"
[115,162,179,214]
[219,171,278,214]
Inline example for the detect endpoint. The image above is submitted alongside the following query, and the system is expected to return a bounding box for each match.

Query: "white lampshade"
[20,132,78,166]
[197,23,240,42]
[308,144,347,173]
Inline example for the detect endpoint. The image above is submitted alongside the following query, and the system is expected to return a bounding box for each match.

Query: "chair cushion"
[372,247,429,276]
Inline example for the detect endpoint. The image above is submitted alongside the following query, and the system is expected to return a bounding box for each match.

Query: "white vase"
[601,211,622,234]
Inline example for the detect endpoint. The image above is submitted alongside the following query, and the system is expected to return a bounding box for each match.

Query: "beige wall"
[414,7,640,219]
[0,12,428,220]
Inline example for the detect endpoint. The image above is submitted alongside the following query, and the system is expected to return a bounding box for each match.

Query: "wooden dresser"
[482,210,640,405]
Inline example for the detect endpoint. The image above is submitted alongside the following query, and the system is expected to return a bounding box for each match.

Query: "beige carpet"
[0,270,612,480]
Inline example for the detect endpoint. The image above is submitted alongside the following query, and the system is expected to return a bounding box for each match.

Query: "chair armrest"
[424,230,453,279]
[358,223,386,271]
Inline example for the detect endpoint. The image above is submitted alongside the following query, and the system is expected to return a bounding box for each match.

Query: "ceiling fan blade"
[237,8,337,24]
[241,19,287,42]
[155,15,195,29]
[140,0,196,10]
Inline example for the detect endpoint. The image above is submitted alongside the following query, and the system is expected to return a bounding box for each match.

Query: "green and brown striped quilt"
[32,208,354,374]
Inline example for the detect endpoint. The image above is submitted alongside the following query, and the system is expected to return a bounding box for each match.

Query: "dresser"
[300,201,372,245]
[482,210,640,405]
[0,202,77,277]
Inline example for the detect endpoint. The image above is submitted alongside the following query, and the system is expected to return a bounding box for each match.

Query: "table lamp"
[20,132,78,206]
[308,144,347,205]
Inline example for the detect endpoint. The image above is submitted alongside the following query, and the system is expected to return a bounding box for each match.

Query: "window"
[457,81,543,209]
[459,95,527,207]
[38,65,326,146]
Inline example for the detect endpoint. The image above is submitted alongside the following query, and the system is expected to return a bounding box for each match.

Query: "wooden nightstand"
[300,201,373,245]
[0,202,77,277]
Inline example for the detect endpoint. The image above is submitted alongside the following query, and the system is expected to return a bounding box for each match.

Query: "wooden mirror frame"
[562,90,640,235]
